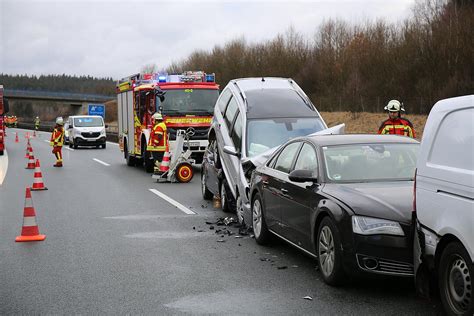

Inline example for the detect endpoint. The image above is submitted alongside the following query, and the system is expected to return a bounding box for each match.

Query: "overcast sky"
[1,0,416,80]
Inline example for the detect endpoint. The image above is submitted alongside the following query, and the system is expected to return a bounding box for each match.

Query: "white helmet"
[56,117,64,125]
[384,100,405,112]
[152,112,163,120]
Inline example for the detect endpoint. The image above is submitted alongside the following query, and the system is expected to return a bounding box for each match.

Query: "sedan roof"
[306,134,420,147]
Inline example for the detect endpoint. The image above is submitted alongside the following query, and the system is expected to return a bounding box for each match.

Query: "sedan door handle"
[280,188,288,193]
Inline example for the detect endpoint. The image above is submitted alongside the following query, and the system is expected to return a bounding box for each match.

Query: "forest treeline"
[0,74,115,96]
[168,0,473,114]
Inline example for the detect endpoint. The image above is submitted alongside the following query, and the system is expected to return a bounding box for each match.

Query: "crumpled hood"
[322,182,413,224]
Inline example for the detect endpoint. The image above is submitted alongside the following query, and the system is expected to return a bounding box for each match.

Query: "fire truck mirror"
[155,89,166,102]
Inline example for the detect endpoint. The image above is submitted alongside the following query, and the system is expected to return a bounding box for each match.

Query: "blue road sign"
[88,104,105,118]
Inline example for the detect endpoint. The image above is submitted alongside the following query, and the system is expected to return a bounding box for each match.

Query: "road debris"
[217,239,225,243]
[277,265,288,270]
[303,296,313,301]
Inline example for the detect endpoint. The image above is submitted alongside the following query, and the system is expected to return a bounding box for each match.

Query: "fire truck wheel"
[0,150,3,156]
[176,162,194,183]
[124,141,135,166]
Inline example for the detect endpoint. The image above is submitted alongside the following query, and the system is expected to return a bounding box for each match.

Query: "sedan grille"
[81,132,100,138]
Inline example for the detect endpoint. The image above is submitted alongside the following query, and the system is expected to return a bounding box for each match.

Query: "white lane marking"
[93,158,110,166]
[149,189,196,215]
[43,140,49,143]
[64,147,74,151]
[106,141,119,146]
[0,149,8,186]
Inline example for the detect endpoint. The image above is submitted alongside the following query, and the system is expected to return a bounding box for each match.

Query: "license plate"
[186,142,199,147]
[87,138,95,141]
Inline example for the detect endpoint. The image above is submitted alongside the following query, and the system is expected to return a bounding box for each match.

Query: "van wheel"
[73,138,78,149]
[439,242,473,315]
[220,178,234,213]
[102,143,106,149]
[201,170,213,200]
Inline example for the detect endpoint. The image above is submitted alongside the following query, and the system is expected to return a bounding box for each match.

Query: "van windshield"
[246,117,325,157]
[74,117,103,127]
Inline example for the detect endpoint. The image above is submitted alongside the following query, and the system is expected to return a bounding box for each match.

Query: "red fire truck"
[116,71,219,172]
[0,85,9,156]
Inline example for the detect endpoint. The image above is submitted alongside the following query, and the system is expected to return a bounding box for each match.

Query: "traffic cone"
[33,130,37,137]
[15,187,46,242]
[159,150,171,173]
[31,159,48,191]
[15,132,19,143]
[25,151,35,169]
[25,139,31,158]
[25,132,29,139]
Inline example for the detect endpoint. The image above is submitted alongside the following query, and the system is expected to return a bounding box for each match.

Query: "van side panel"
[416,95,474,262]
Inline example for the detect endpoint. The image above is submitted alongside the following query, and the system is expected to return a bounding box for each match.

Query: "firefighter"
[50,117,65,167]
[34,116,40,130]
[378,100,416,138]
[147,112,168,174]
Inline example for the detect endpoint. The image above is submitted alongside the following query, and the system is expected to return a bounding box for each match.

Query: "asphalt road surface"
[0,129,441,315]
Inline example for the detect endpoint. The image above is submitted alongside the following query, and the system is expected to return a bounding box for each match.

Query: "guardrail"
[16,121,119,143]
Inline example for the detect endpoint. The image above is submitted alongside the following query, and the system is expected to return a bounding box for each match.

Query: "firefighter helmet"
[384,100,405,112]
[56,117,64,125]
[152,112,163,121]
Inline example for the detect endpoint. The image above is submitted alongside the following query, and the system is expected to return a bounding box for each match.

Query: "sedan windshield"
[74,117,103,127]
[323,143,419,182]
[161,89,219,115]
[247,117,325,157]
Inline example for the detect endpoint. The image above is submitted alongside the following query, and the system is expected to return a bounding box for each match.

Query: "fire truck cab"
[117,71,219,172]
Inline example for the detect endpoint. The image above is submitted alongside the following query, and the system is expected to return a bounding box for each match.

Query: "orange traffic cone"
[25,139,31,158]
[15,187,46,242]
[15,132,19,143]
[25,132,29,139]
[159,150,171,173]
[25,151,35,169]
[33,130,37,137]
[31,159,48,191]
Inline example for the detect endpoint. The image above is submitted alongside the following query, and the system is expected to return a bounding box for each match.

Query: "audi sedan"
[249,134,419,285]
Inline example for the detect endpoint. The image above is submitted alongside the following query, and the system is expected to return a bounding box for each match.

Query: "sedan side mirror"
[223,145,240,157]
[289,169,317,183]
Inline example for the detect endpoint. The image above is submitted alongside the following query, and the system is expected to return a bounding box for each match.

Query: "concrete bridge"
[4,89,114,123]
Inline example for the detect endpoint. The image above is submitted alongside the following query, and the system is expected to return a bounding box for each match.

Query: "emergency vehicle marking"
[0,148,8,185]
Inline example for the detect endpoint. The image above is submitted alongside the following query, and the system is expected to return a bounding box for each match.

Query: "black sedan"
[249,134,419,285]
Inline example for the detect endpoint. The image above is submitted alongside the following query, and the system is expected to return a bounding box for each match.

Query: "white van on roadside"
[67,115,107,149]
[414,95,474,315]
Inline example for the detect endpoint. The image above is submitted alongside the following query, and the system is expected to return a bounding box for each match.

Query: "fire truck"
[0,85,9,156]
[116,71,219,172]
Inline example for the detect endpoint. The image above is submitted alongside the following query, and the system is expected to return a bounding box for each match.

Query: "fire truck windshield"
[160,89,219,115]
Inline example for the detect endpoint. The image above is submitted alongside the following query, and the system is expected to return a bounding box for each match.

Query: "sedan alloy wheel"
[317,217,345,286]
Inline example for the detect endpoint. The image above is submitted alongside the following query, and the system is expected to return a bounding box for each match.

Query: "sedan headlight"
[352,216,404,236]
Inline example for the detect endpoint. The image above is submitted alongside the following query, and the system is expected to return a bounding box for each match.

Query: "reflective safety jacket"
[147,122,167,152]
[34,118,40,126]
[378,117,416,138]
[50,126,65,147]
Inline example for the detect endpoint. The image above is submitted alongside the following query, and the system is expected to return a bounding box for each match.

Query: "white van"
[67,115,107,149]
[414,95,474,315]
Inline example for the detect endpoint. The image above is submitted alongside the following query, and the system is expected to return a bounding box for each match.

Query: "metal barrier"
[16,121,119,143]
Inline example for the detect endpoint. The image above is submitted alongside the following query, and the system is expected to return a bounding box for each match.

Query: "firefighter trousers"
[52,146,63,167]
